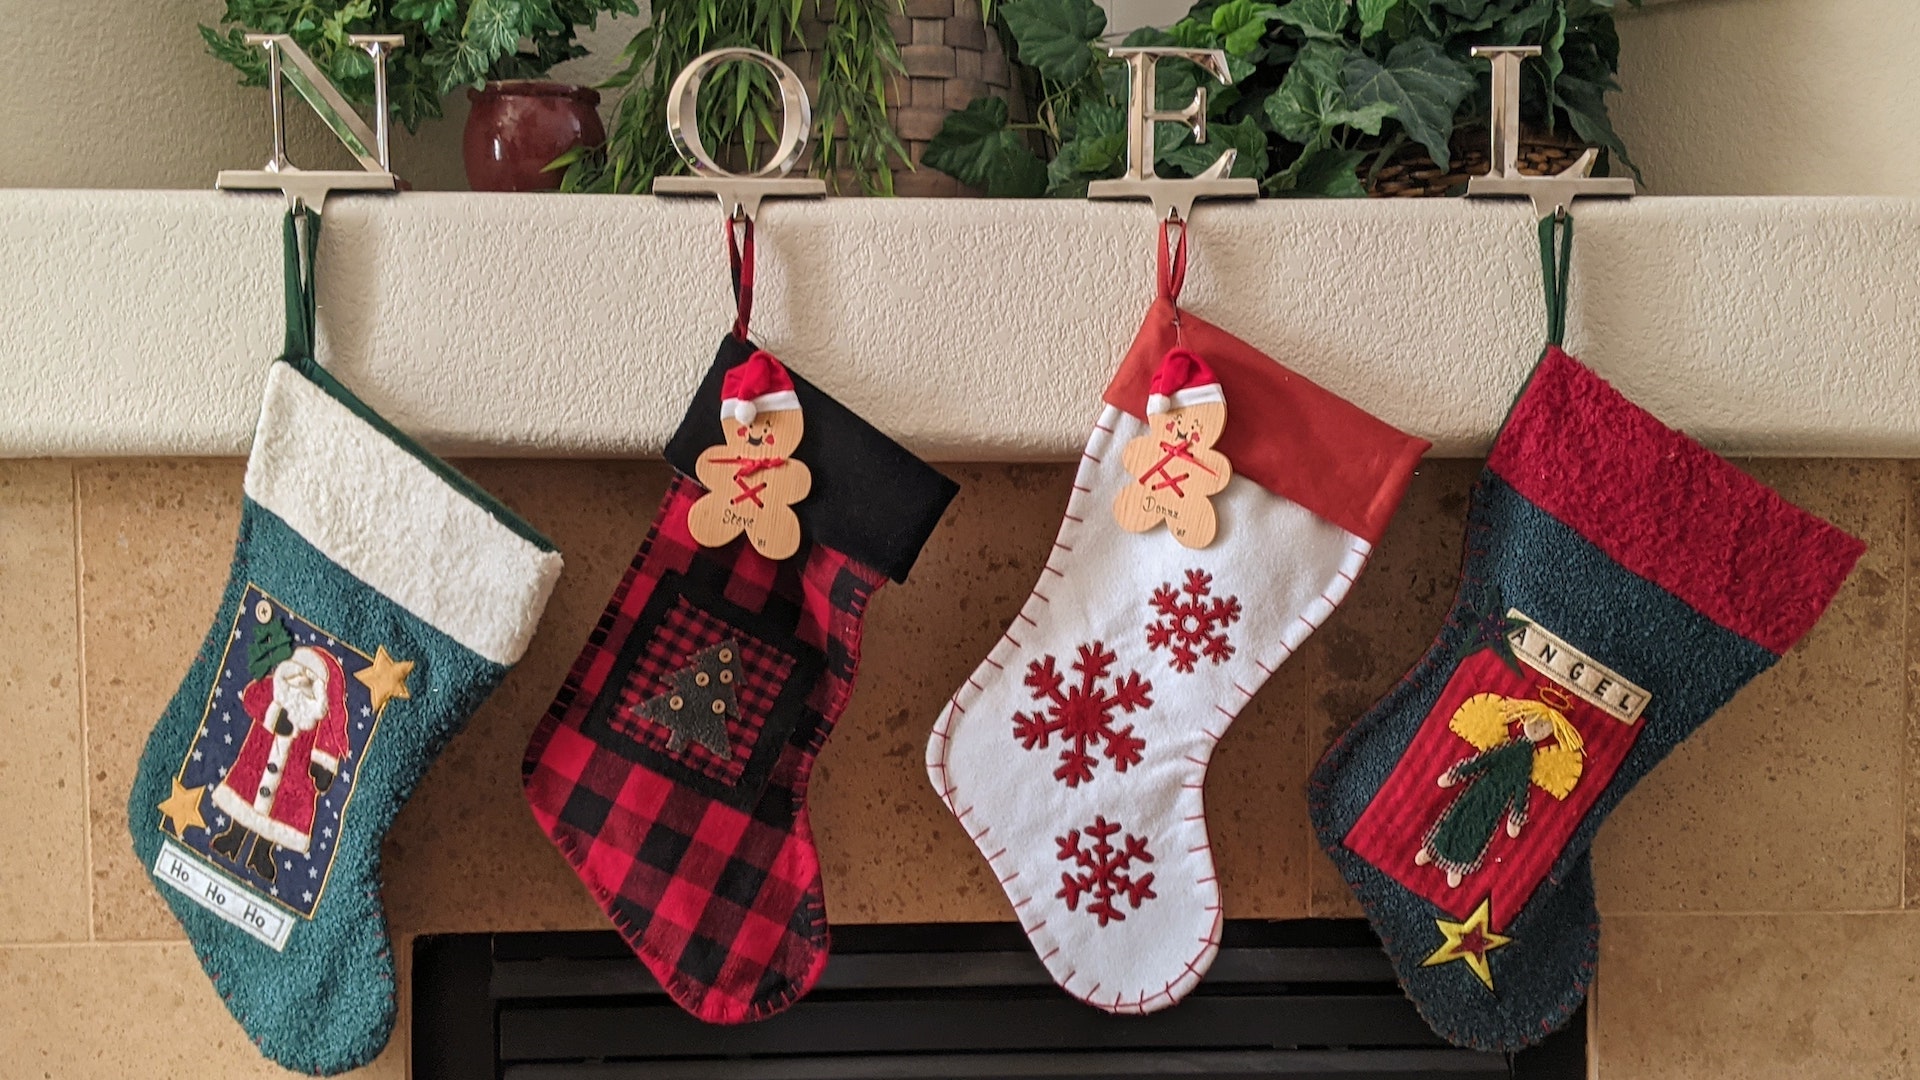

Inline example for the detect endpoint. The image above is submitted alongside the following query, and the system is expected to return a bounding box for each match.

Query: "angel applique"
[1416,688,1586,888]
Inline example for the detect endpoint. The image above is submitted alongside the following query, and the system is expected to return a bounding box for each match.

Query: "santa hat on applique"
[721,351,801,425]
[1146,348,1225,414]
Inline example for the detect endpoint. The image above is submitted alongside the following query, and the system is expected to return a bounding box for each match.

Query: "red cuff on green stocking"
[1310,346,1864,1051]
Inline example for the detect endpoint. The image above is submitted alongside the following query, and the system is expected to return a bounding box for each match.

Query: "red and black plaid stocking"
[522,334,957,1023]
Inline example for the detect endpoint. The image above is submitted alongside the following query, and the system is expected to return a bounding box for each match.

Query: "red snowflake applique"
[1055,816,1158,926]
[1012,642,1152,787]
[1146,569,1242,673]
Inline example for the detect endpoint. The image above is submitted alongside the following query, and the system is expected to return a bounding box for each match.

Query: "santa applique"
[208,644,351,884]
[1114,348,1233,549]
[689,350,813,560]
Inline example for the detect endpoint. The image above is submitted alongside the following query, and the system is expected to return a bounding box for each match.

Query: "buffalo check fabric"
[524,336,957,1024]
[580,573,821,803]
[600,596,792,788]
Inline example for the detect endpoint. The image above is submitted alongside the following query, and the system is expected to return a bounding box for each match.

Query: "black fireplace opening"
[413,920,1584,1079]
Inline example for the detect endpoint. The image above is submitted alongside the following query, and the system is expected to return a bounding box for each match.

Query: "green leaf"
[1168,18,1220,49]
[1435,0,1505,29]
[1164,116,1268,179]
[1046,153,1093,198]
[1273,0,1349,41]
[990,144,1050,197]
[329,43,374,81]
[1343,39,1475,169]
[1263,58,1334,143]
[201,25,269,85]
[1496,0,1555,39]
[1542,6,1567,88]
[1356,0,1400,37]
[543,144,590,172]
[1057,101,1127,175]
[1381,0,1431,39]
[1290,37,1348,87]
[595,24,654,89]
[1211,0,1280,56]
[1327,98,1396,136]
[466,0,526,57]
[1286,146,1369,196]
[1001,0,1107,84]
[1556,71,1639,179]
[390,0,439,25]
[923,96,1049,197]
[432,0,528,89]
[1262,41,1371,145]
[1120,26,1178,48]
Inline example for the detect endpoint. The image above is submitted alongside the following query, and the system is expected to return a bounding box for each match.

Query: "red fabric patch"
[1105,297,1429,544]
[1340,649,1641,930]
[1010,642,1151,788]
[1145,568,1241,673]
[1054,815,1158,927]
[1487,348,1865,656]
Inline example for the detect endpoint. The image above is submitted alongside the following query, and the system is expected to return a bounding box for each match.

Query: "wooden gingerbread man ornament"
[689,350,813,560]
[1114,348,1233,549]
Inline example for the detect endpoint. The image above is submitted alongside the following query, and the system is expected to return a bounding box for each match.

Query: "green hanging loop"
[1536,211,1573,347]
[281,208,321,361]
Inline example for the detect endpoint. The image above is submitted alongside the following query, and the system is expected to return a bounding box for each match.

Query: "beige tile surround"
[0,458,1907,1078]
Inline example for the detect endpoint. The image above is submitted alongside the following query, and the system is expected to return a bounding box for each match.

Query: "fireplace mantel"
[3,190,1915,458]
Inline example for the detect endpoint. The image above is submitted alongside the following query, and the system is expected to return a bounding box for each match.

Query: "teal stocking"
[127,212,563,1074]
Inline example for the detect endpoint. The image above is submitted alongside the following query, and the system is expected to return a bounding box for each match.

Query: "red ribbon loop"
[727,215,756,341]
[1157,219,1188,306]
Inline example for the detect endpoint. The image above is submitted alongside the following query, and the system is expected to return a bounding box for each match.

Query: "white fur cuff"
[243,363,563,667]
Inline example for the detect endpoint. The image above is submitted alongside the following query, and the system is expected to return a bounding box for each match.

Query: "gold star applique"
[1421,897,1512,991]
[157,778,207,837]
[354,646,414,713]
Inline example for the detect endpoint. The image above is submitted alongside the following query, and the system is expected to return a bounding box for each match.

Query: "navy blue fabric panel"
[1312,470,1779,1050]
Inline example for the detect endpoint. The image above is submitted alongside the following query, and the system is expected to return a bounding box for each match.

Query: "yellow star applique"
[157,778,207,837]
[354,646,414,713]
[1421,897,1512,991]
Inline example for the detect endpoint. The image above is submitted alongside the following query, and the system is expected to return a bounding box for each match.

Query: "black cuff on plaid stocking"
[666,334,959,583]
[525,339,957,1024]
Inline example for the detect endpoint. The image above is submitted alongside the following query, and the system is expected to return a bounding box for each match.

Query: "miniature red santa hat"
[721,350,801,425]
[1146,348,1225,414]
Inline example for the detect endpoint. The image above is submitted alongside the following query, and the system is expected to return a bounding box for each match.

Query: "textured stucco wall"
[4,190,1916,458]
[1,0,1913,196]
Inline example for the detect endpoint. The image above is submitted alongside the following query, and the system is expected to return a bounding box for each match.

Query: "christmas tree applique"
[640,641,744,759]
[247,606,295,679]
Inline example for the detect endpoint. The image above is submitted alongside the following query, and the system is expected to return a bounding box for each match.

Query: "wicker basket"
[1366,129,1600,198]
[790,0,1026,196]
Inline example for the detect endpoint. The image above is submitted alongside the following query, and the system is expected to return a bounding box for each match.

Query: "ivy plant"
[202,0,639,133]
[926,0,1637,198]
[553,0,910,196]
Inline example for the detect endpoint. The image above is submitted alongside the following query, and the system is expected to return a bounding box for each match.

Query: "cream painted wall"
[1612,0,1920,196]
[0,0,1913,194]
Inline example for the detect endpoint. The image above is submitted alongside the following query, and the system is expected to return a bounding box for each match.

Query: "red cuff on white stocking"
[927,299,1427,1014]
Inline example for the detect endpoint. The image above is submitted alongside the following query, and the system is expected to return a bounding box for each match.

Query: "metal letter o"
[665,48,813,180]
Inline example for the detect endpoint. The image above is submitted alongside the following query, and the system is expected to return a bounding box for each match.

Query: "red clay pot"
[463,80,605,192]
